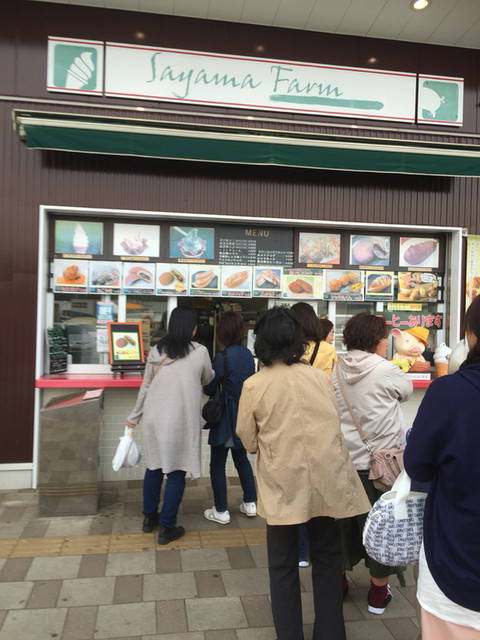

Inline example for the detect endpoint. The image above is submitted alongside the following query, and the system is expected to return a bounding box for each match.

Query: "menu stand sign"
[108,322,145,376]
[46,327,68,374]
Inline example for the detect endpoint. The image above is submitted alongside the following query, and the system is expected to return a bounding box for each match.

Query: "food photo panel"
[324,270,364,301]
[298,232,341,265]
[350,235,390,266]
[170,225,215,261]
[253,267,282,298]
[156,264,189,295]
[189,266,220,296]
[54,220,103,256]
[53,259,89,293]
[113,223,160,258]
[399,237,439,269]
[89,261,122,294]
[220,267,252,297]
[122,263,155,294]
[397,272,438,302]
[365,271,394,300]
[282,268,323,300]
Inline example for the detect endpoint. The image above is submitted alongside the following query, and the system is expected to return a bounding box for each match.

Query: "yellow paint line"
[200,530,247,548]
[0,539,16,558]
[242,529,267,546]
[61,535,110,555]
[110,533,156,552]
[12,537,64,557]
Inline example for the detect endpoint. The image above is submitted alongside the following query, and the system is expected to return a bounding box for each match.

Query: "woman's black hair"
[461,295,480,367]
[254,307,305,366]
[290,302,322,341]
[342,312,389,353]
[157,306,197,359]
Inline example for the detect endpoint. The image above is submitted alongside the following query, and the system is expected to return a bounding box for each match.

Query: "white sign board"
[104,43,417,122]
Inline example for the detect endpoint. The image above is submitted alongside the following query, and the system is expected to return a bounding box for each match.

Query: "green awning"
[13,109,480,177]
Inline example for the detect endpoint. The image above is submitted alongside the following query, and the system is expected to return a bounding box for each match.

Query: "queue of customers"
[126,301,480,640]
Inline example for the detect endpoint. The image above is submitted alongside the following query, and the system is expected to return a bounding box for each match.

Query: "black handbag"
[202,351,229,429]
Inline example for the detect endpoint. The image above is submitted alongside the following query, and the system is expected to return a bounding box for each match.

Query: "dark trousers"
[209,444,257,512]
[142,468,186,529]
[266,517,346,640]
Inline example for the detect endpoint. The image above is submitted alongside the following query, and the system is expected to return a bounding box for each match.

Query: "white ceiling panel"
[206,0,244,22]
[28,0,480,49]
[273,0,317,30]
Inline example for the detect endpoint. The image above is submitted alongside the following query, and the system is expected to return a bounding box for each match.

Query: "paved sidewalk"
[0,478,420,640]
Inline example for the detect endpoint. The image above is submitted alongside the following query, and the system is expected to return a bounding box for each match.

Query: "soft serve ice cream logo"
[47,37,104,95]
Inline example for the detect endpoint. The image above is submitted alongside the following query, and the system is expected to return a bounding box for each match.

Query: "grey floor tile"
[194,570,227,598]
[58,576,116,607]
[0,607,67,640]
[241,594,274,627]
[155,599,188,635]
[345,619,396,639]
[26,579,62,608]
[205,630,237,640]
[88,515,114,536]
[62,605,98,640]
[0,522,25,539]
[144,572,197,601]
[155,549,182,574]
[383,617,420,640]
[20,520,49,538]
[236,628,277,639]
[106,551,156,576]
[78,553,108,578]
[26,555,82,581]
[180,548,230,572]
[186,596,248,631]
[114,574,143,604]
[94,602,156,638]
[0,557,33,582]
[221,568,270,596]
[0,581,34,609]
[226,546,256,569]
[44,516,93,537]
[145,634,204,640]
[112,516,144,535]
[0,506,26,522]
[249,545,268,568]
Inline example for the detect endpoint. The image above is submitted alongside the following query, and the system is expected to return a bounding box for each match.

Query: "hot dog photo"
[365,271,394,300]
[189,267,220,295]
[221,267,252,297]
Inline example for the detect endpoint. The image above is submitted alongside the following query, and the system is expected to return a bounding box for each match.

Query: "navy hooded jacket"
[404,363,480,611]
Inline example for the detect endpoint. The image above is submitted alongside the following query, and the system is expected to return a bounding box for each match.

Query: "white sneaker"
[239,502,257,517]
[204,507,230,524]
[298,560,310,568]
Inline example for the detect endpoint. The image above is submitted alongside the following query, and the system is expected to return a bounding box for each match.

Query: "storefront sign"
[383,311,443,330]
[47,37,463,126]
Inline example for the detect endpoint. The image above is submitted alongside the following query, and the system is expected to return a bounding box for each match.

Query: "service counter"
[36,374,431,485]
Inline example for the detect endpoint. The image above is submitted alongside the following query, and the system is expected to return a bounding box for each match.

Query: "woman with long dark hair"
[404,296,480,638]
[236,307,370,640]
[126,306,214,545]
[203,311,257,524]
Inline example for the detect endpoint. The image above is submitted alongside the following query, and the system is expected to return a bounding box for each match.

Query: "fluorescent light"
[410,0,430,9]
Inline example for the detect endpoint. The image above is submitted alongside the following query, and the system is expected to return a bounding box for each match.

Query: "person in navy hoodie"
[203,311,257,524]
[404,295,480,639]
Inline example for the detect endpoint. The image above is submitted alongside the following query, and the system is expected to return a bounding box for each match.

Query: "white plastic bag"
[112,426,141,471]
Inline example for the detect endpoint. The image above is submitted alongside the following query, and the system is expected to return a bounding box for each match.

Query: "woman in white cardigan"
[126,306,214,545]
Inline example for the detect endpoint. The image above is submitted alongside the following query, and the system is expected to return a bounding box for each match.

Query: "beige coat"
[236,361,371,525]
[127,343,214,478]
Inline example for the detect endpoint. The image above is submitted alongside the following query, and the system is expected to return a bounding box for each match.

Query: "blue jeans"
[142,468,186,529]
[210,444,257,512]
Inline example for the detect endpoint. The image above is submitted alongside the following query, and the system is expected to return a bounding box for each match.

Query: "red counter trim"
[36,375,430,390]
[36,374,143,388]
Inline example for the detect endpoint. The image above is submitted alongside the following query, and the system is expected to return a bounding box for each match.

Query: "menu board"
[46,328,68,374]
[218,225,294,267]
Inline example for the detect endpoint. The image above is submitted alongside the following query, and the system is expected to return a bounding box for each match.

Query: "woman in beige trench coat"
[236,307,371,640]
